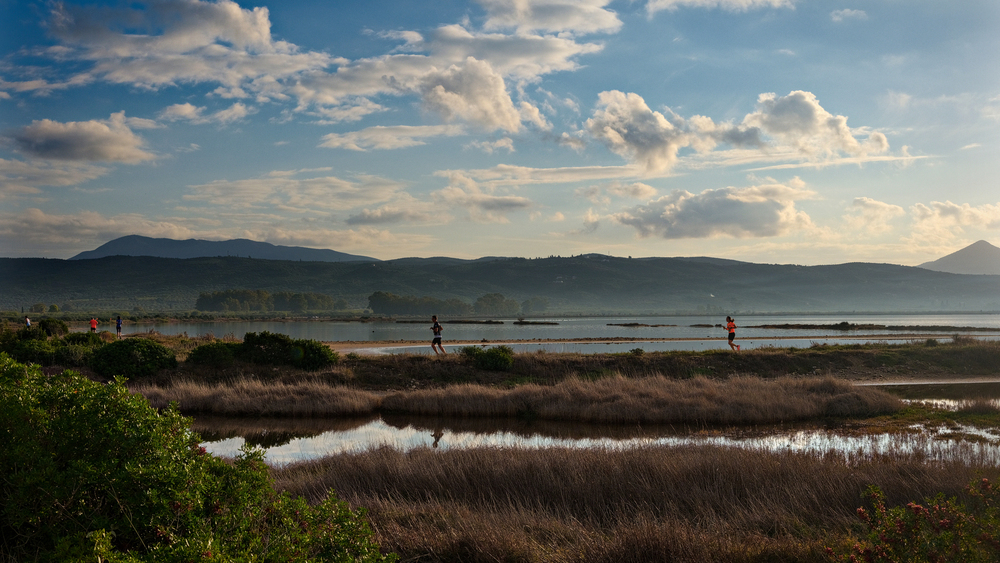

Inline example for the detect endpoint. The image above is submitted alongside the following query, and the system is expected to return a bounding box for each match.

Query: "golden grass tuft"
[132,377,381,417]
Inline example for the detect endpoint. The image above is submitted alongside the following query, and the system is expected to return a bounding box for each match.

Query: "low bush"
[63,331,106,346]
[54,343,93,367]
[38,318,69,337]
[89,337,178,379]
[0,354,396,562]
[459,344,515,371]
[187,341,241,368]
[12,338,57,365]
[238,331,338,371]
[830,480,1000,562]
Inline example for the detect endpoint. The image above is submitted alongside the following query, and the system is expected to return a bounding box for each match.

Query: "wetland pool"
[194,382,1000,466]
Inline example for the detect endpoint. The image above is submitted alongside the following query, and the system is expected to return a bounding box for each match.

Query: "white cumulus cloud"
[612,178,815,239]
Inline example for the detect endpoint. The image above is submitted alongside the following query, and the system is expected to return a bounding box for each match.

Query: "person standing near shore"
[116,316,123,339]
[431,315,446,355]
[726,316,739,351]
[90,317,98,333]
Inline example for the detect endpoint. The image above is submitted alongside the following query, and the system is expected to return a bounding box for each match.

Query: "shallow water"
[118,312,1000,346]
[194,408,1000,466]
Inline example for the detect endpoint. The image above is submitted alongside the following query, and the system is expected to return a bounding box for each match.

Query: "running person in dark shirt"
[430,315,446,355]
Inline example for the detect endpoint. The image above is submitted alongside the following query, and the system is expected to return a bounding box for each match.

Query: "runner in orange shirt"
[726,316,739,351]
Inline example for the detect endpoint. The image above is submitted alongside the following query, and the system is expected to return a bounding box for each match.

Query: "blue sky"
[1,0,997,264]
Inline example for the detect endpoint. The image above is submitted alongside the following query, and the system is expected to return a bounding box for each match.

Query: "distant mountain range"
[70,235,377,262]
[2,236,995,314]
[918,240,1000,275]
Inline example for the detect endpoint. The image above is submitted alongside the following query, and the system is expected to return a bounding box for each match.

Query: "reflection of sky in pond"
[201,418,1000,467]
[870,382,1000,411]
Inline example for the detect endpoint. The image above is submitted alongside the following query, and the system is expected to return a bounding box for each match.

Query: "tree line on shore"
[367,291,548,316]
[195,289,349,312]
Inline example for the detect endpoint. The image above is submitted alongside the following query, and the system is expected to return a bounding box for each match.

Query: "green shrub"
[54,344,94,367]
[187,341,241,368]
[0,354,396,562]
[63,331,106,347]
[829,481,1000,562]
[38,318,69,337]
[459,345,483,359]
[238,331,338,370]
[465,345,515,371]
[15,325,48,342]
[291,338,340,370]
[12,338,57,365]
[89,338,178,379]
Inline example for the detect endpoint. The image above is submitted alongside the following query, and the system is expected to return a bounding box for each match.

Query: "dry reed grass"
[133,377,381,416]
[273,445,993,562]
[378,375,901,424]
[131,375,901,424]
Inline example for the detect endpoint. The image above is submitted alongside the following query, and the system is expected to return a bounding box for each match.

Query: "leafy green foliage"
[11,338,57,365]
[37,318,69,336]
[0,354,396,562]
[63,331,106,346]
[90,337,178,378]
[460,345,515,371]
[238,331,339,370]
[829,481,1000,562]
[186,341,241,368]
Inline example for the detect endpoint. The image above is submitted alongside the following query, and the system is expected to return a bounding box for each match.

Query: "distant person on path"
[116,316,123,339]
[726,316,739,351]
[24,316,30,328]
[431,315,446,355]
[90,317,98,333]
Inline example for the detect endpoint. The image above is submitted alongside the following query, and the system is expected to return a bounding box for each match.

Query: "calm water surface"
[193,383,1000,466]
[122,313,1000,354]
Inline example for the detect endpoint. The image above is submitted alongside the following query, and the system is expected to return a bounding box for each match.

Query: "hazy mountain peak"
[918,240,1000,275]
[69,235,378,262]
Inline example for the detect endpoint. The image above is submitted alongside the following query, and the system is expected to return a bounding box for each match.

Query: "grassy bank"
[271,445,999,562]
[126,336,1000,392]
[133,374,902,424]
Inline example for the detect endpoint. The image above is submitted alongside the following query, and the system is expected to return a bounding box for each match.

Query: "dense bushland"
[0,354,395,562]
[0,325,337,377]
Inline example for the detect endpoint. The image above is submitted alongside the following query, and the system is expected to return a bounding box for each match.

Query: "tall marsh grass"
[134,377,381,416]
[273,445,995,562]
[382,375,901,423]
[132,375,901,424]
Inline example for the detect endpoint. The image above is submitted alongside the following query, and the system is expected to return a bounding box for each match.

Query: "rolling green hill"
[2,254,999,314]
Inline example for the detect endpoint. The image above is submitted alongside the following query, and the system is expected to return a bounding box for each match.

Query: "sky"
[1,0,998,265]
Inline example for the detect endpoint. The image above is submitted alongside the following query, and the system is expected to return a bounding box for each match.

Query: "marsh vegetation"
[4,326,1000,562]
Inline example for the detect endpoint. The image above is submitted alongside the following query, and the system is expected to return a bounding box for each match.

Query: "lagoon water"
[123,312,1000,354]
[194,385,1000,466]
[195,412,1000,467]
